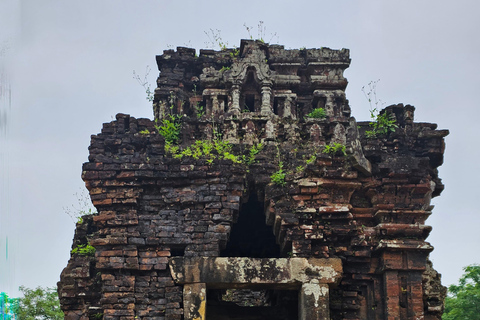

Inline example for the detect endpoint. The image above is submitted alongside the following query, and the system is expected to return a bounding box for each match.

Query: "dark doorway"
[221,193,280,258]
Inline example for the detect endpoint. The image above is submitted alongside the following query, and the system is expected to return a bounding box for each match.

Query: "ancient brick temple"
[58,40,448,320]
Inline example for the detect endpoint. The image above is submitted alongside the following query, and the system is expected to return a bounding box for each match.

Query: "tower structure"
[59,40,448,320]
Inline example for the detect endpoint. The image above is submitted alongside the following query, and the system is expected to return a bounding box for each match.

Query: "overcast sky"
[1,0,479,297]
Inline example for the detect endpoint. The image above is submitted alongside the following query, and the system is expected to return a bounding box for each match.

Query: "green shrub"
[155,114,182,144]
[71,244,96,257]
[270,161,286,186]
[306,108,327,119]
[322,142,347,156]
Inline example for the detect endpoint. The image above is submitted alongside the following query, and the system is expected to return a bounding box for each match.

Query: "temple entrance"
[169,257,342,320]
[221,193,280,258]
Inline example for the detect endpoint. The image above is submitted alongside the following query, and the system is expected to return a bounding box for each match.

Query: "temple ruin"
[58,40,448,320]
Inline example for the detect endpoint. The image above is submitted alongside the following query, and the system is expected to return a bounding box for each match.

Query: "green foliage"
[305,154,316,165]
[166,139,241,164]
[306,108,327,119]
[16,286,63,320]
[323,142,347,156]
[362,80,398,137]
[71,243,96,257]
[365,109,398,138]
[244,143,263,166]
[443,264,480,320]
[155,113,182,145]
[192,84,204,119]
[270,161,286,186]
[229,48,240,59]
[92,313,103,320]
[220,66,231,72]
[139,129,150,135]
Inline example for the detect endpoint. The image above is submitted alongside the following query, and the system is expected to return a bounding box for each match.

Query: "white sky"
[1,0,479,297]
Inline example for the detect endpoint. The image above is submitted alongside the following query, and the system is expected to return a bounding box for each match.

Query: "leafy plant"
[271,167,286,186]
[306,108,327,119]
[220,66,231,72]
[362,80,398,137]
[71,243,96,257]
[92,313,103,320]
[244,143,263,166]
[365,109,398,138]
[192,84,204,119]
[229,48,240,59]
[155,113,182,145]
[305,154,316,165]
[323,142,347,156]
[139,129,150,135]
[16,286,63,320]
[444,264,480,320]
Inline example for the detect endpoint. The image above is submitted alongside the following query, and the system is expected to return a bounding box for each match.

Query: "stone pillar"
[299,283,330,320]
[212,95,219,115]
[230,86,241,114]
[183,283,207,320]
[284,96,292,118]
[261,85,273,115]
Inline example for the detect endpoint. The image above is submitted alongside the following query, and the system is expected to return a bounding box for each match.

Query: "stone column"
[283,96,292,118]
[230,85,241,114]
[183,283,207,320]
[299,283,330,320]
[212,95,219,115]
[261,85,273,115]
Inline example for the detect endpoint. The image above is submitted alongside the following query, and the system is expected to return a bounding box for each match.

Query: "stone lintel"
[169,257,342,289]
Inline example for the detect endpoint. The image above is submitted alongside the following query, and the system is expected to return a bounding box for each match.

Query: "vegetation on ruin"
[133,66,154,102]
[243,21,278,44]
[192,84,205,119]
[71,243,96,257]
[155,113,182,145]
[270,162,286,186]
[322,142,347,156]
[305,154,317,165]
[165,138,263,168]
[362,80,398,137]
[15,286,63,320]
[220,66,231,72]
[306,107,327,119]
[270,145,286,186]
[64,189,97,224]
[443,264,480,320]
[365,110,398,138]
